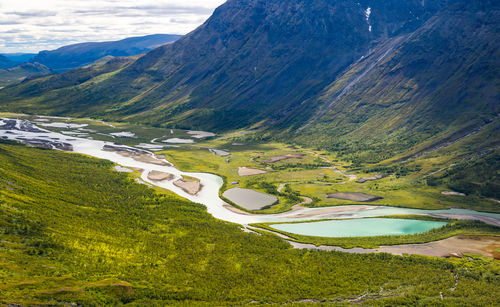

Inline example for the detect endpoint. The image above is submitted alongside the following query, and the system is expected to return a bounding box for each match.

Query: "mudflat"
[223,187,278,211]
[262,153,305,163]
[327,192,382,202]
[238,166,268,176]
[103,145,170,166]
[377,236,500,259]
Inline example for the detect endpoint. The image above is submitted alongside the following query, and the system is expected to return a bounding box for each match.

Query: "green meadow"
[1,141,500,305]
[159,135,499,214]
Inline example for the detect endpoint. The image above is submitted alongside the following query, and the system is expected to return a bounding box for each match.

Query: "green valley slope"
[0,0,498,189]
[1,140,499,305]
[0,0,450,129]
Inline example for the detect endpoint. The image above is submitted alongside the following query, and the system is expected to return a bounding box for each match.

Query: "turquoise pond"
[270,218,449,237]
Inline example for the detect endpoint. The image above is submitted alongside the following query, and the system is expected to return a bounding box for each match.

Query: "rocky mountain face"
[0,0,498,156]
[284,0,500,159]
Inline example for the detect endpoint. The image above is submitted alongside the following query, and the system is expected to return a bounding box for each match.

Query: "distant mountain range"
[0,63,51,88]
[0,0,498,160]
[0,34,181,86]
[28,34,181,73]
[0,55,18,70]
[0,54,37,69]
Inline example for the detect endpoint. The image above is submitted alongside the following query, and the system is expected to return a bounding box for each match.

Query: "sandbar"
[238,166,268,176]
[174,178,202,195]
[327,192,382,202]
[147,170,174,181]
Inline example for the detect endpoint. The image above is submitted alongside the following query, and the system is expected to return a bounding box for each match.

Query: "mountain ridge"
[28,34,182,73]
[0,0,498,162]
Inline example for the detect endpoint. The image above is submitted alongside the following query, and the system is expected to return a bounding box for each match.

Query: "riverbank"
[1,117,499,242]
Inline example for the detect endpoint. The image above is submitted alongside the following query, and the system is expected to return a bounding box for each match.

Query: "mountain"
[29,34,181,73]
[2,53,37,63]
[0,62,51,88]
[0,0,498,158]
[0,55,18,70]
[284,0,500,161]
[0,34,181,87]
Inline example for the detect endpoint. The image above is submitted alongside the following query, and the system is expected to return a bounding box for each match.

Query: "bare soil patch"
[147,170,174,181]
[377,236,500,259]
[441,191,466,196]
[133,154,171,166]
[327,192,382,202]
[103,145,171,166]
[238,166,268,176]
[262,153,305,163]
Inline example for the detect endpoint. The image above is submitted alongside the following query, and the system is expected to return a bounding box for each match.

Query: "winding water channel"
[1,117,499,238]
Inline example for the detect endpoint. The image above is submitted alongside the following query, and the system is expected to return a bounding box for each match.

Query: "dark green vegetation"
[427,152,500,199]
[255,217,500,249]
[0,0,496,144]
[0,1,497,205]
[0,63,50,88]
[1,141,499,305]
[0,0,464,128]
[0,34,180,88]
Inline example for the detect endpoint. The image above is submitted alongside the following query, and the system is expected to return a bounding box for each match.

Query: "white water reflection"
[1,117,499,229]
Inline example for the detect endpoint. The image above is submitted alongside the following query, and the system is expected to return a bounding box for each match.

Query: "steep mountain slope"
[0,0,448,129]
[29,34,181,73]
[0,56,136,108]
[0,0,498,159]
[286,0,499,162]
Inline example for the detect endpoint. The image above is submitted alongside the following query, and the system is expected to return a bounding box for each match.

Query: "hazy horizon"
[0,0,226,53]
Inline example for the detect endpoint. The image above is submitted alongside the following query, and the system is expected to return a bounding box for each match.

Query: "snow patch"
[109,131,136,138]
[365,7,372,32]
[164,138,194,144]
[187,130,216,139]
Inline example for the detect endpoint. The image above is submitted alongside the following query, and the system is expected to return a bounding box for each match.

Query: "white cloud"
[0,0,226,53]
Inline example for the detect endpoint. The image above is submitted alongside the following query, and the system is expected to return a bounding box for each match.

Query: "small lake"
[270,218,448,237]
[1,116,499,230]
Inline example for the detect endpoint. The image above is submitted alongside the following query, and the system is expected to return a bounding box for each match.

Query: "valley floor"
[1,140,499,305]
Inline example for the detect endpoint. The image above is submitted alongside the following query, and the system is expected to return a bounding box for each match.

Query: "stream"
[1,117,499,237]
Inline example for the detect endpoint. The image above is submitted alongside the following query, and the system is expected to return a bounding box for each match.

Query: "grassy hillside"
[1,141,499,305]
[288,1,500,161]
[0,1,497,171]
[0,63,51,88]
[0,0,447,129]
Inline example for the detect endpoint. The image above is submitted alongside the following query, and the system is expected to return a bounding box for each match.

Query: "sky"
[0,0,226,53]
